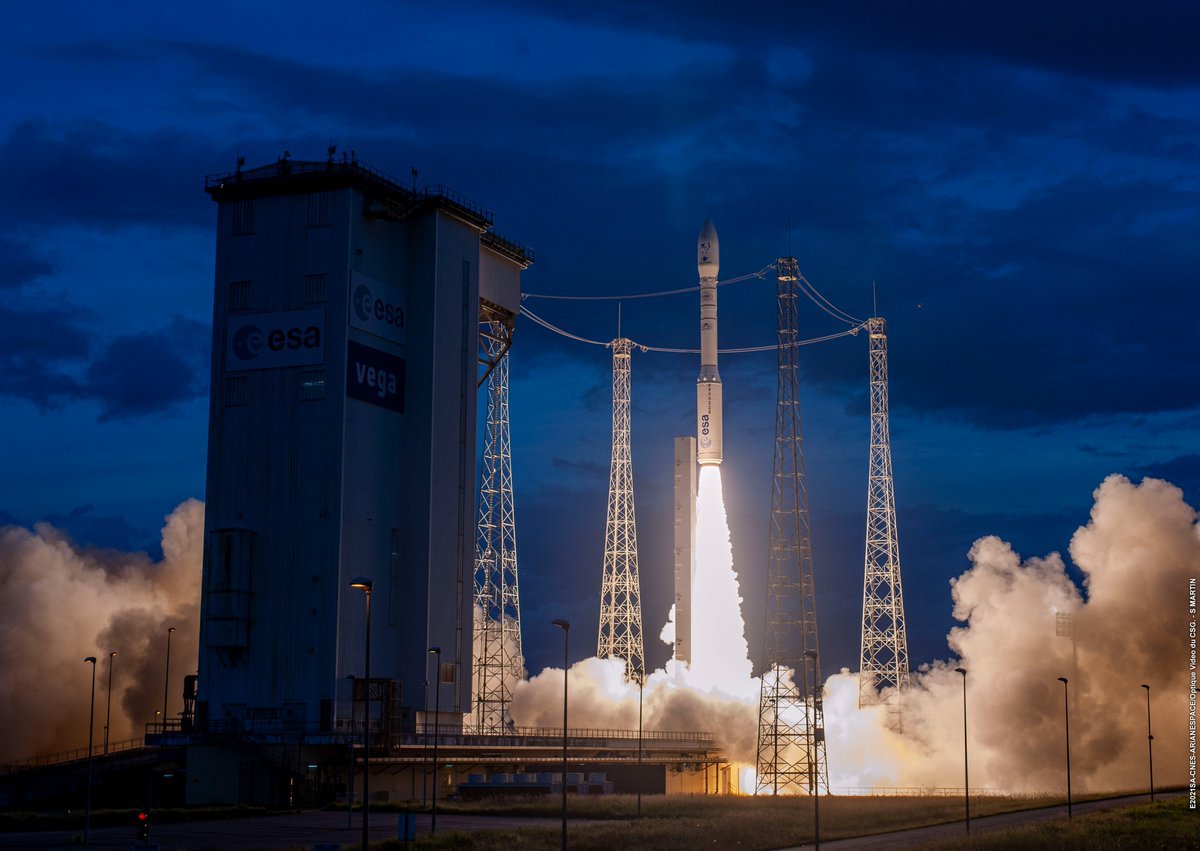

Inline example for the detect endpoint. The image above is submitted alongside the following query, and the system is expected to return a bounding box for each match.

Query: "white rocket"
[696,218,722,466]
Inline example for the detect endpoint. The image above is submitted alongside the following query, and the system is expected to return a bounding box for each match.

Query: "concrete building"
[191,154,529,801]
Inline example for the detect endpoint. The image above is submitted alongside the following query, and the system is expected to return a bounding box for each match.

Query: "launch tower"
[755,257,829,795]
[471,310,525,732]
[597,337,645,681]
[858,316,910,731]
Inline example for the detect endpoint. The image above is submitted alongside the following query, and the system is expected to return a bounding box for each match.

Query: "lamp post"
[954,667,969,832]
[1141,684,1154,802]
[83,656,97,845]
[104,651,117,755]
[637,673,644,819]
[350,577,373,851]
[1058,677,1072,820]
[551,619,570,851]
[162,626,174,731]
[804,649,820,851]
[428,646,442,836]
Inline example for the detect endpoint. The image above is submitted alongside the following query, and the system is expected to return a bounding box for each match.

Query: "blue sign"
[347,341,405,412]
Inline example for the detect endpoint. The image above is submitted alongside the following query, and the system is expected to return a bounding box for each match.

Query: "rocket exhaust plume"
[696,218,722,466]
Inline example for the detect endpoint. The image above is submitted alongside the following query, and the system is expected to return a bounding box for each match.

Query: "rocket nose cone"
[697,217,719,276]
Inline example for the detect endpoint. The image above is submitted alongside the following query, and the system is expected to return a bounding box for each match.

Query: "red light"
[138,812,148,821]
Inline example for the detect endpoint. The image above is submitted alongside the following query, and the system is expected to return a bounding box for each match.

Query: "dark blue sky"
[2,1,1197,679]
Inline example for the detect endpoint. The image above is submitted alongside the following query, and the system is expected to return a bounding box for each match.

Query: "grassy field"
[918,796,1198,850]
[370,791,1180,850]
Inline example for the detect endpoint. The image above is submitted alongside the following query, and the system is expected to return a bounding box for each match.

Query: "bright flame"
[688,466,754,693]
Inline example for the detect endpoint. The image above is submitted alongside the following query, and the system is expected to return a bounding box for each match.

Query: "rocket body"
[696,218,723,466]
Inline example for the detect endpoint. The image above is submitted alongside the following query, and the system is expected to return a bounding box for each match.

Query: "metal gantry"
[756,258,829,795]
[858,316,911,731]
[471,319,525,733]
[597,337,646,682]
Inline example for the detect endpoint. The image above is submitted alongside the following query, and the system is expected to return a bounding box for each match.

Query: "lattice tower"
[471,321,525,732]
[597,337,645,682]
[858,316,911,731]
[755,257,829,795]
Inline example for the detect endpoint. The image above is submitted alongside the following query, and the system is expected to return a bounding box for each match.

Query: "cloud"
[86,317,210,420]
[0,236,52,289]
[0,302,209,419]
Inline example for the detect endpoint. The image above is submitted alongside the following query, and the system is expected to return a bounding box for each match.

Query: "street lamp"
[83,656,97,845]
[1058,677,1072,820]
[350,577,373,851]
[1141,684,1154,802]
[954,667,969,832]
[104,651,117,755]
[162,627,175,731]
[804,649,820,851]
[428,646,442,836]
[551,619,570,851]
[637,673,644,819]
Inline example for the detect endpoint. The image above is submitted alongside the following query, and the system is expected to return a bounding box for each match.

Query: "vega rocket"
[696,218,722,465]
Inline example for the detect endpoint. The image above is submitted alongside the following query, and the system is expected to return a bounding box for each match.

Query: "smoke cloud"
[513,474,1197,793]
[0,500,203,762]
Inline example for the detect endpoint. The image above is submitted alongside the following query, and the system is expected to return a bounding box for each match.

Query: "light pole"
[83,656,97,845]
[1141,684,1154,802]
[162,627,174,731]
[637,673,644,819]
[350,577,373,851]
[552,619,570,851]
[1058,677,1072,820]
[954,667,969,832]
[804,649,820,851]
[429,646,442,836]
[104,651,117,755]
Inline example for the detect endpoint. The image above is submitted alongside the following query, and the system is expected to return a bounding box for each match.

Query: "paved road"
[0,810,560,849]
[777,792,1184,850]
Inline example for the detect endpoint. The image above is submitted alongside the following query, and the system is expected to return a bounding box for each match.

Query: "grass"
[367,792,1178,850]
[917,796,1199,850]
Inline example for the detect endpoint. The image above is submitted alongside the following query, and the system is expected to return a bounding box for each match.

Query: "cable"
[520,304,866,354]
[796,274,864,326]
[521,265,775,302]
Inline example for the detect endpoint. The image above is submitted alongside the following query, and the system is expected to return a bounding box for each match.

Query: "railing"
[202,161,495,227]
[4,736,146,772]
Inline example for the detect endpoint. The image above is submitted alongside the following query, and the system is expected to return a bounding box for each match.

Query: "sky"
[1,1,1197,685]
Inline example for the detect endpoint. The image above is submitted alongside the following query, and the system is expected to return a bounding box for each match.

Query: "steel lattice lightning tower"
[471,320,525,733]
[755,258,829,795]
[597,337,646,682]
[858,316,911,731]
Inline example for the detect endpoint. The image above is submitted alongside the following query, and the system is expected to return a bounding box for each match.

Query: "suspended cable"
[521,304,865,354]
[796,274,864,326]
[521,265,776,302]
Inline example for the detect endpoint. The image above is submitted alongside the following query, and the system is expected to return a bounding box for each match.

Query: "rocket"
[696,218,722,466]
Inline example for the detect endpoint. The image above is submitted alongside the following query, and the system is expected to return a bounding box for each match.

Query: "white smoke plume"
[828,474,1197,792]
[0,500,204,762]
[513,474,1197,793]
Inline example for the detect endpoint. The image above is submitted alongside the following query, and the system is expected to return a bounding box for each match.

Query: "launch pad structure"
[597,337,647,682]
[754,257,829,795]
[858,316,911,731]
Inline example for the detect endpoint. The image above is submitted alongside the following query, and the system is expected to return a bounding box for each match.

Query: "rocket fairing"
[696,218,723,466]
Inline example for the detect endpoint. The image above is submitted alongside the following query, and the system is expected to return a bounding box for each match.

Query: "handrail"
[4,736,146,772]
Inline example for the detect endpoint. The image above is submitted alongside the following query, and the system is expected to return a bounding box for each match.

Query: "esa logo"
[353,284,404,328]
[232,322,322,361]
[700,414,711,436]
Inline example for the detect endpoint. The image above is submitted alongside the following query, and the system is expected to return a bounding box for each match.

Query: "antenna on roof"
[327,144,337,162]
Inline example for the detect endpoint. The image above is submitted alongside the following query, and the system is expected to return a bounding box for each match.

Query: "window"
[303,273,327,304]
[307,192,329,227]
[232,199,255,236]
[229,280,253,312]
[299,368,325,401]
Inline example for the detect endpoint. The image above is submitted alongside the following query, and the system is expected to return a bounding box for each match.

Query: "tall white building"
[196,155,529,768]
